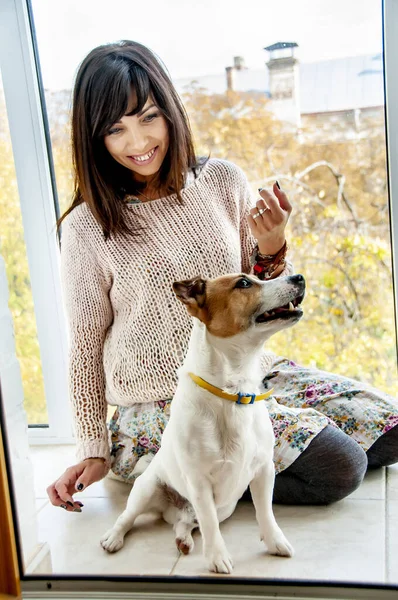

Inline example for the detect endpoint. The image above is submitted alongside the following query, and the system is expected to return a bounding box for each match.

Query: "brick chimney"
[225,56,247,91]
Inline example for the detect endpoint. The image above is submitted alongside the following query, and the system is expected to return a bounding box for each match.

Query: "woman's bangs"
[127,65,151,116]
[94,64,151,138]
[94,74,131,138]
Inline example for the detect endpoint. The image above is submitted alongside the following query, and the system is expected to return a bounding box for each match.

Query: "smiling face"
[173,273,305,339]
[103,94,169,183]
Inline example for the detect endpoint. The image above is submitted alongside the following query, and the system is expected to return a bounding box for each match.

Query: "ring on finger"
[255,207,269,217]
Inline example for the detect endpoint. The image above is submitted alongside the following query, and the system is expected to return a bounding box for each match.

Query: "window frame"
[0,0,398,596]
[0,0,73,443]
[0,402,21,598]
[384,0,398,357]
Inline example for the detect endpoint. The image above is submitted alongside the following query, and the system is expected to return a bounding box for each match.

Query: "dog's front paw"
[206,546,234,574]
[261,529,294,558]
[176,533,194,555]
[100,528,125,553]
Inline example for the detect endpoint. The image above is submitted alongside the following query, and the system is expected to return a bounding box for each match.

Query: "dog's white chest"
[209,447,261,503]
[204,404,273,505]
[164,373,276,511]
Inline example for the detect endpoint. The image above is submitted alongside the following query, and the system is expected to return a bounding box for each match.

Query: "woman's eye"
[143,112,159,123]
[235,278,252,289]
[107,127,122,135]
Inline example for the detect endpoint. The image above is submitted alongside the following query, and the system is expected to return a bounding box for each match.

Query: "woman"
[47,40,398,512]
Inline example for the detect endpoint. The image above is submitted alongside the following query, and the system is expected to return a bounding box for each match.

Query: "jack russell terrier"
[101,272,305,574]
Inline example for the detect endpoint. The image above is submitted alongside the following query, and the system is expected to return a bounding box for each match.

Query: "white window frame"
[384,0,398,348]
[0,0,397,449]
[0,0,73,444]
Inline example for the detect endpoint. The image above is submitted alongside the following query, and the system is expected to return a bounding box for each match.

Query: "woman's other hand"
[248,181,292,256]
[46,458,108,512]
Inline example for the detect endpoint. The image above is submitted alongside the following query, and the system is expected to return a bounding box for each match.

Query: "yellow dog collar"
[188,372,273,405]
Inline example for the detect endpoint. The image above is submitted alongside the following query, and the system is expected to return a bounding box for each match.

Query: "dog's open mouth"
[255,294,304,323]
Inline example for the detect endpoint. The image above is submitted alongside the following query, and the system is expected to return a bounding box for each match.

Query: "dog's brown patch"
[160,483,189,510]
[205,275,263,337]
[176,539,191,555]
[173,274,263,338]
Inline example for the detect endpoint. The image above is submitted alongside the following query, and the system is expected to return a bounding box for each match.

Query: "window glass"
[0,72,48,424]
[31,0,395,394]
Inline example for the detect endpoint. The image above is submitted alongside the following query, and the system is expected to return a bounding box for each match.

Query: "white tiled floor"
[26,445,397,584]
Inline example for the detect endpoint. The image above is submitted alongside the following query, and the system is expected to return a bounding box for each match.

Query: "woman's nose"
[125,126,148,154]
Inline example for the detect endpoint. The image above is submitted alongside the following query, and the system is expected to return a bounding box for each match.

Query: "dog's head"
[172,273,305,339]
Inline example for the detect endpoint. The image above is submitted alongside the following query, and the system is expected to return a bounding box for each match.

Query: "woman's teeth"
[131,148,156,162]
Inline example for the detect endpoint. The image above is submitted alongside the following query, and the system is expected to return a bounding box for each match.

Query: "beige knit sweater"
[60,159,293,464]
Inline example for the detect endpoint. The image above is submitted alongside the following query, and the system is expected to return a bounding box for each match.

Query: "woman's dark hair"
[58,40,201,239]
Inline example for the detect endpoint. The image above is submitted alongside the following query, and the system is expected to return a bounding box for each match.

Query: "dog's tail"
[131,453,156,478]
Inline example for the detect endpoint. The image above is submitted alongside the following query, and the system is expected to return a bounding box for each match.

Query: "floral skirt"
[108,357,398,482]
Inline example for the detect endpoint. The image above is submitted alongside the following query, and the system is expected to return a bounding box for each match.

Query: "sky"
[31,0,383,91]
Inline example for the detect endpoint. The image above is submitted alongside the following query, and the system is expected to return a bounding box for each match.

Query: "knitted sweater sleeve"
[236,164,257,274]
[60,218,113,468]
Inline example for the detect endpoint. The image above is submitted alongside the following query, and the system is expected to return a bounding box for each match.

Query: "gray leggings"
[270,424,398,505]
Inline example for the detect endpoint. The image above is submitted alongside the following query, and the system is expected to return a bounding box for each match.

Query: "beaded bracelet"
[250,240,288,280]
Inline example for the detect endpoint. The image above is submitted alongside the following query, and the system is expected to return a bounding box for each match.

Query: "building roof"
[174,53,384,114]
[264,42,298,51]
[301,54,383,113]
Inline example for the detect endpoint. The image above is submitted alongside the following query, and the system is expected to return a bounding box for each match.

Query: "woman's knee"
[274,425,368,505]
[367,424,398,469]
[318,435,368,503]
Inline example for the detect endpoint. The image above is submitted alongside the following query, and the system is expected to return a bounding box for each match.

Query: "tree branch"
[294,161,360,225]
[303,256,362,318]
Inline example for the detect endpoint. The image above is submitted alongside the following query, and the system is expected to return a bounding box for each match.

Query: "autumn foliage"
[0,85,396,423]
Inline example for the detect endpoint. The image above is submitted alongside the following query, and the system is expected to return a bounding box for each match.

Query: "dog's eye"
[234,278,252,289]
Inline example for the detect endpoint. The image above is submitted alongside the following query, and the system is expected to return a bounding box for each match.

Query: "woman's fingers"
[54,478,76,506]
[247,182,291,256]
[254,199,270,214]
[75,465,94,492]
[49,465,83,508]
[257,183,292,216]
[250,201,269,220]
[46,459,107,513]
[253,183,292,230]
[272,182,292,214]
[75,459,106,492]
[251,198,278,231]
[46,482,63,506]
[258,188,281,215]
[46,483,82,512]
[247,213,259,234]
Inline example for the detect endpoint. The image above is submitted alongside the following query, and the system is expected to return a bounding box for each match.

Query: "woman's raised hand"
[248,181,292,256]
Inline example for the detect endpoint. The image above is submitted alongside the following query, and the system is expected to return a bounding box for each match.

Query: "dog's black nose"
[289,274,305,285]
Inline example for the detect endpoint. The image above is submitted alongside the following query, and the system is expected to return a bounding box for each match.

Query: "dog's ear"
[172,277,207,311]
